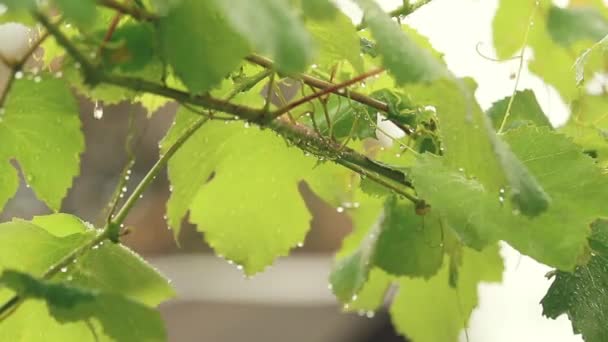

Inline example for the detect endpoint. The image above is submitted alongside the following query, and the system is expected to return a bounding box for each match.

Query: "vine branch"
[35,11,420,205]
[271,68,385,119]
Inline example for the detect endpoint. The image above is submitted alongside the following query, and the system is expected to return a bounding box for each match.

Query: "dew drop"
[60,267,68,273]
[93,101,104,119]
[33,75,41,83]
[366,311,375,318]
[14,71,23,79]
[124,175,130,181]
[351,294,358,301]
[336,206,344,213]
[297,242,304,248]
[126,169,132,175]
[499,188,505,194]
[121,186,127,193]
[236,265,243,271]
[92,244,99,250]
[54,71,63,78]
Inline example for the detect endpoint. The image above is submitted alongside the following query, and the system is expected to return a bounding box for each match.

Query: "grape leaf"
[487,89,552,131]
[53,0,97,28]
[0,214,174,340]
[330,218,382,303]
[374,196,444,277]
[0,270,166,342]
[493,0,599,102]
[573,33,608,86]
[330,192,384,302]
[355,0,448,84]
[405,80,549,217]
[343,268,393,313]
[164,109,339,274]
[100,23,157,72]
[541,220,608,342]
[0,214,174,305]
[390,244,503,342]
[308,95,375,141]
[412,126,608,270]
[410,154,505,249]
[0,75,84,211]
[301,0,337,20]
[306,10,364,72]
[32,214,174,306]
[331,195,444,302]
[547,5,608,48]
[215,0,313,73]
[502,126,608,270]
[158,0,250,93]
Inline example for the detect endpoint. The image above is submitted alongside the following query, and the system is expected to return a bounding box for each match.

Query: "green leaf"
[412,127,608,269]
[215,0,313,73]
[374,196,444,277]
[0,219,91,277]
[410,155,504,249]
[390,244,503,342]
[493,0,596,102]
[306,11,364,72]
[502,126,608,269]
[405,80,549,217]
[0,214,174,340]
[547,5,608,48]
[0,1,35,25]
[343,268,392,313]
[52,0,97,28]
[0,270,166,342]
[0,214,174,306]
[164,109,326,274]
[159,0,250,93]
[331,195,444,301]
[492,0,541,59]
[301,0,338,20]
[541,221,608,342]
[330,191,383,301]
[0,75,84,211]
[101,23,157,72]
[487,89,552,131]
[573,33,608,86]
[307,95,375,141]
[355,0,448,84]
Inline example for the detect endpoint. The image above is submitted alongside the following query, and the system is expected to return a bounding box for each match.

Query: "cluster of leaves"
[0,0,607,341]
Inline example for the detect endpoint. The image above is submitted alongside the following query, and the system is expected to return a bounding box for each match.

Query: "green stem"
[109,117,209,236]
[497,1,537,134]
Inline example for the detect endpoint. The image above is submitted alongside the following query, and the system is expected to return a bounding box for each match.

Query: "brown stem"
[272,68,384,119]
